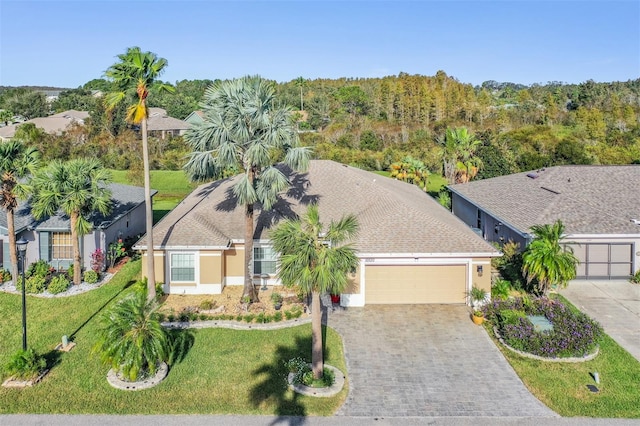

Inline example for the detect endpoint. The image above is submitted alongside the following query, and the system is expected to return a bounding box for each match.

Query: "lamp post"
[16,237,28,351]
[260,273,269,291]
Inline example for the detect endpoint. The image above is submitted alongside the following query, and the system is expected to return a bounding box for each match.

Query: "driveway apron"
[326,305,556,417]
[560,280,640,362]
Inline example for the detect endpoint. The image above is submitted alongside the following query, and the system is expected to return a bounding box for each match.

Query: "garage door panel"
[610,263,632,276]
[589,245,609,262]
[610,245,632,262]
[365,265,467,304]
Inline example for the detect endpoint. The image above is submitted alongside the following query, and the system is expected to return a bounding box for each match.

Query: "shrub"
[92,282,168,382]
[270,292,283,304]
[47,274,70,294]
[16,275,46,294]
[26,260,51,279]
[83,270,99,284]
[244,314,255,323]
[285,357,335,387]
[273,311,283,322]
[630,270,640,284]
[486,296,603,358]
[255,312,265,323]
[90,248,105,273]
[199,299,215,310]
[4,348,47,380]
[66,265,74,280]
[0,268,11,283]
[492,278,511,300]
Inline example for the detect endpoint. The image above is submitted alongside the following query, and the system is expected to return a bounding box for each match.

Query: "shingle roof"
[449,165,640,235]
[137,160,497,255]
[0,183,152,232]
[0,110,89,139]
[146,108,190,132]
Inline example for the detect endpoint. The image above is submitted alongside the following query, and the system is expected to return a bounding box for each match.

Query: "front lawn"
[0,260,347,415]
[486,295,640,417]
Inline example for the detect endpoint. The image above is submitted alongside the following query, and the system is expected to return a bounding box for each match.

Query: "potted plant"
[470,286,488,310]
[472,309,485,325]
[271,292,283,310]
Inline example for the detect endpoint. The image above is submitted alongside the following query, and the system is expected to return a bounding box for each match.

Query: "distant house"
[0,110,89,141]
[134,160,498,306]
[449,165,640,279]
[183,110,204,126]
[0,183,154,273]
[147,108,190,139]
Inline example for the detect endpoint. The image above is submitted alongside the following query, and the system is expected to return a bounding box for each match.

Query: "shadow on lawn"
[68,278,136,341]
[249,333,335,424]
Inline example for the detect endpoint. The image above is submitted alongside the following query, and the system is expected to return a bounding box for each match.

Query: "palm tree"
[270,204,359,379]
[0,109,14,126]
[0,141,39,283]
[389,156,430,191]
[104,46,173,300]
[438,127,482,184]
[184,75,310,303]
[30,158,112,285]
[522,220,579,295]
[294,76,306,111]
[93,282,168,381]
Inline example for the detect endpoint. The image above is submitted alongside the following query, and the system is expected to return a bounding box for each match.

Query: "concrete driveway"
[560,280,640,362]
[325,305,556,417]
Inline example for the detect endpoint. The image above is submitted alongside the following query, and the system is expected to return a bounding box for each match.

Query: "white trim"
[200,252,222,257]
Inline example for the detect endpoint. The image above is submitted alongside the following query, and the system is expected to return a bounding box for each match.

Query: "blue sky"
[1,0,638,88]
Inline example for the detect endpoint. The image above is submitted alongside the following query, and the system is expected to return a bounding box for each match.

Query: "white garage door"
[365,265,467,304]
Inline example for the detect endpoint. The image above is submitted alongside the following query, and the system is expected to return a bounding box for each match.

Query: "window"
[51,232,73,260]
[171,253,195,282]
[254,246,276,275]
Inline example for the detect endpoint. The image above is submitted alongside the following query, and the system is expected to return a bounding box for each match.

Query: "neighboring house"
[183,110,204,126]
[134,160,498,306]
[0,183,153,273]
[0,110,89,141]
[147,107,190,139]
[449,165,640,279]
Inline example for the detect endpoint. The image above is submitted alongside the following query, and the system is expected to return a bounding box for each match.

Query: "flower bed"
[483,296,603,359]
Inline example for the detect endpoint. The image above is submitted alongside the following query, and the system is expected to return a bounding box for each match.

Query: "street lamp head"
[16,237,28,255]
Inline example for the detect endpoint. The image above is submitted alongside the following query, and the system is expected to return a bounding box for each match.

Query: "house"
[0,183,153,273]
[147,108,191,139]
[134,160,499,306]
[448,165,640,279]
[0,110,89,141]
[183,110,204,126]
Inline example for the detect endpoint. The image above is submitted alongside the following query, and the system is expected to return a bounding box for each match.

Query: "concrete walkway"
[325,305,556,418]
[560,280,640,362]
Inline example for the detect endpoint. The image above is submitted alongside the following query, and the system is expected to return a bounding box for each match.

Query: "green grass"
[109,169,196,222]
[373,170,448,194]
[486,296,640,418]
[0,260,347,415]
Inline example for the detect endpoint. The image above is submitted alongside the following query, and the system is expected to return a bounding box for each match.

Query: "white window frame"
[169,252,197,283]
[253,245,277,276]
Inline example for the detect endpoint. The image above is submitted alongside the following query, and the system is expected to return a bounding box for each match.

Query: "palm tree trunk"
[243,202,259,302]
[311,290,323,379]
[70,212,82,285]
[142,117,156,300]
[7,209,19,285]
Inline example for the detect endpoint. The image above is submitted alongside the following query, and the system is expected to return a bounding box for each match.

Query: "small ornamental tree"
[270,204,359,380]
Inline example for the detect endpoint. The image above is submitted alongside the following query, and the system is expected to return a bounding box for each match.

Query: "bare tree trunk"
[70,212,82,285]
[7,209,19,284]
[242,202,259,302]
[142,117,156,300]
[311,290,324,379]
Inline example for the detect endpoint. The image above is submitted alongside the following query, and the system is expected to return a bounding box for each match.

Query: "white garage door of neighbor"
[365,265,467,304]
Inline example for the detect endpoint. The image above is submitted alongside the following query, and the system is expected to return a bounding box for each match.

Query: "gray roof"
[137,160,497,256]
[0,183,152,233]
[449,165,640,235]
[147,108,190,132]
[0,110,89,139]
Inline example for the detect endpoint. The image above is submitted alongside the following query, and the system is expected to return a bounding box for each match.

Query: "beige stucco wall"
[471,257,492,295]
[224,244,244,277]
[200,250,223,284]
[344,265,361,294]
[141,251,165,284]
